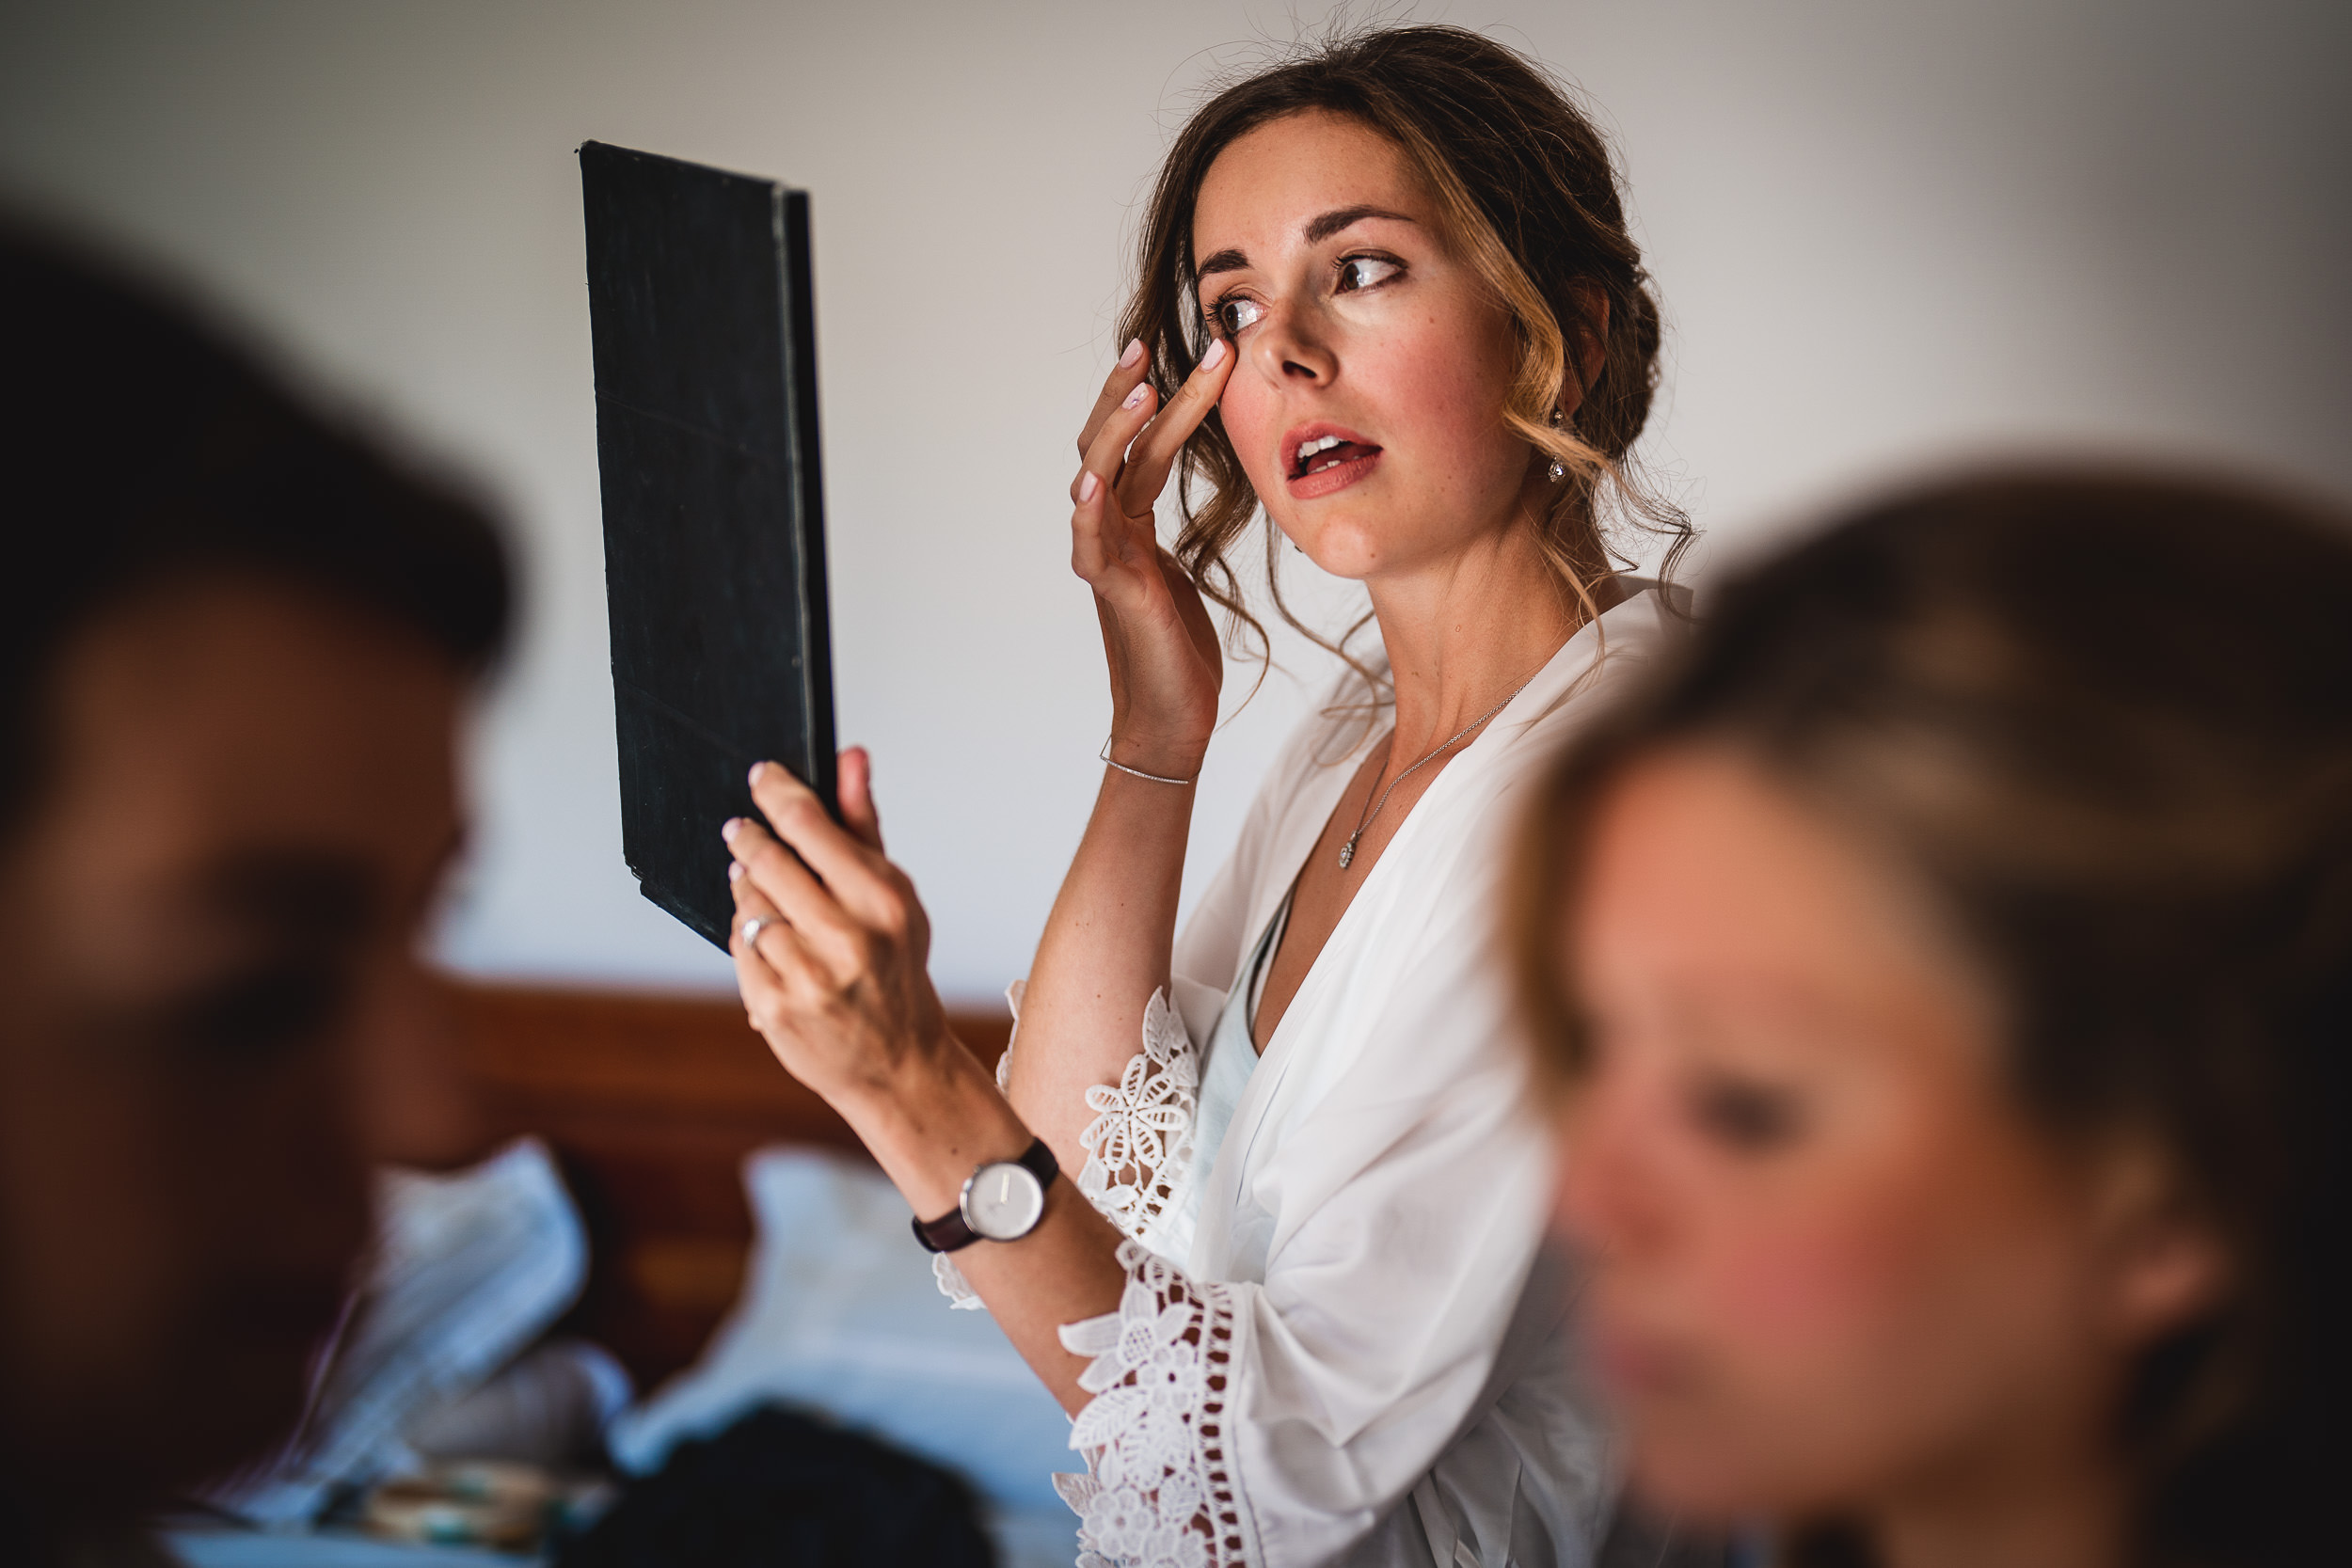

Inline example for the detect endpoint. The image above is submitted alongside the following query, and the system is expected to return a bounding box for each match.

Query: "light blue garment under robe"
[1184,890,1292,1218]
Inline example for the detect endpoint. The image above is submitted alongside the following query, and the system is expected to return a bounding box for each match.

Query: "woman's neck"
[1365,515,1599,754]
[1867,1432,2131,1568]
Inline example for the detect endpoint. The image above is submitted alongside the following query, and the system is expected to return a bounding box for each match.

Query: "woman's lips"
[1287,448,1380,500]
[1282,424,1383,501]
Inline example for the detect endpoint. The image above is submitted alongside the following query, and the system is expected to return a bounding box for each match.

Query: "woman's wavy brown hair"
[1509,468,2352,1568]
[1120,24,1688,682]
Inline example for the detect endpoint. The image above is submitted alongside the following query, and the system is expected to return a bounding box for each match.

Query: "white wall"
[3,1,2344,1001]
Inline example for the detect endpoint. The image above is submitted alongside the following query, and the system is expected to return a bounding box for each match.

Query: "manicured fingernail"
[748,761,767,785]
[1200,337,1228,371]
[1122,381,1151,410]
[1079,469,1101,502]
[1119,337,1145,368]
[728,861,744,882]
[723,816,742,842]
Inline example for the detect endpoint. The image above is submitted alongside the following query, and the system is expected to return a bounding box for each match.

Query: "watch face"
[962,1159,1046,1242]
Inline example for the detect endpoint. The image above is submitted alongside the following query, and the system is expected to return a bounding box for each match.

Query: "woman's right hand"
[1069,336,1239,780]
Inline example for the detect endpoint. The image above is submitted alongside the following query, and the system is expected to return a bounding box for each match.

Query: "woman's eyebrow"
[1303,204,1414,244]
[1194,206,1420,282]
[1197,246,1249,279]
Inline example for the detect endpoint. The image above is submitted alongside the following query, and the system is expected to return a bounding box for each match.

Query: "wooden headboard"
[446,981,1012,1390]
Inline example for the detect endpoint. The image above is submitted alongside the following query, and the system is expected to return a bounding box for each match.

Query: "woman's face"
[1553,747,2219,1526]
[1191,110,1542,583]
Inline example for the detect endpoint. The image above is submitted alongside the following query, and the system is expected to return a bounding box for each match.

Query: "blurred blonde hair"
[1509,467,2352,1568]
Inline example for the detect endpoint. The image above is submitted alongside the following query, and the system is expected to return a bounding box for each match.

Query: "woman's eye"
[1335,255,1402,293]
[1211,294,1266,337]
[1688,1074,1805,1154]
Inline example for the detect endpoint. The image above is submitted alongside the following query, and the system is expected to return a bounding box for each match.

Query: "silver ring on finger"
[740,914,783,952]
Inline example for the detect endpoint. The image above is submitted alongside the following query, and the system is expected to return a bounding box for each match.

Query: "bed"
[173,981,1073,1568]
[446,979,1012,1389]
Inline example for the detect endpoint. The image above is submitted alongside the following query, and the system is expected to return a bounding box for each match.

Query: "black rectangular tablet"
[580,140,837,952]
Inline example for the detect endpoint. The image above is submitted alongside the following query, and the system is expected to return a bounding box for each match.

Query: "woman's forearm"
[1008,340,1236,1174]
[1005,761,1198,1173]
[724,757,1138,1414]
[834,1035,1131,1414]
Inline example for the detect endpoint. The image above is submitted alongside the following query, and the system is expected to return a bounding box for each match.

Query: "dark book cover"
[580,140,837,950]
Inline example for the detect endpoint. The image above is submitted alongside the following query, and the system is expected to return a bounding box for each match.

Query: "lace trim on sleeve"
[1057,1240,1250,1568]
[1076,990,1200,1243]
[995,978,1023,1093]
[931,1250,983,1308]
[934,985,1200,1310]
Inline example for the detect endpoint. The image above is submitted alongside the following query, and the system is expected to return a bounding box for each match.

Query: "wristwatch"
[911,1136,1059,1254]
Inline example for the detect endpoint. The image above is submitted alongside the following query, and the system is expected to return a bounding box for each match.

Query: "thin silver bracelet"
[1099,737,1198,786]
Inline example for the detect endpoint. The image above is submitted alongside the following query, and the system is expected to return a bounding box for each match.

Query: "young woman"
[723,26,1686,1567]
[1511,471,2350,1568]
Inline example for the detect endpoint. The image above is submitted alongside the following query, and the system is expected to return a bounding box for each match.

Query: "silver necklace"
[1337,674,1534,869]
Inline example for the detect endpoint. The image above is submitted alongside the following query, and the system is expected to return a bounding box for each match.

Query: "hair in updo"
[1120,24,1687,678]
[1510,468,2352,1568]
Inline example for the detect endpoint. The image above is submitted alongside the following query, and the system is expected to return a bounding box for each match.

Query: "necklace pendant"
[1338,839,1355,869]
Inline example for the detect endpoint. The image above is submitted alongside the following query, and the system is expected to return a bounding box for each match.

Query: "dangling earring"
[1546,404,1566,483]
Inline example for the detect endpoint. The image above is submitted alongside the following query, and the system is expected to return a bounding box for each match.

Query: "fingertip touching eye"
[1208,293,1266,339]
[1200,253,1404,340]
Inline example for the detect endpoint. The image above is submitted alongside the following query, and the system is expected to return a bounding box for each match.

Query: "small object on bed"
[363,1460,557,1551]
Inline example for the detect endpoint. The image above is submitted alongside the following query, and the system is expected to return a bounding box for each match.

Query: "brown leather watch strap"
[910,1136,1058,1254]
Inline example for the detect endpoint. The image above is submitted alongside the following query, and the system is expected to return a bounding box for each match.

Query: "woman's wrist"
[830,1030,1039,1220]
[1101,737,1201,785]
[1104,730,1208,783]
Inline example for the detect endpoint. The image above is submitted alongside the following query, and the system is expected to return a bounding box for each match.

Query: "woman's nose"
[1248,301,1338,387]
[1553,1074,1669,1260]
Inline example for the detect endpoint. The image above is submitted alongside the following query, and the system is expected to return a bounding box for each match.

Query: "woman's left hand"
[723,748,952,1107]
[725,752,1133,1410]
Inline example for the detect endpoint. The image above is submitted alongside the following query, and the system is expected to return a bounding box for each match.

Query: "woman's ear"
[2091,1138,2233,1345]
[1568,283,1612,397]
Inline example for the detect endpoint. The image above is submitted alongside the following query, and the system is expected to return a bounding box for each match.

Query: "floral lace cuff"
[1057,1241,1251,1568]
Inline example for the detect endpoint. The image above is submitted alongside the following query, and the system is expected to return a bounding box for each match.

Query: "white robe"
[970,588,1672,1568]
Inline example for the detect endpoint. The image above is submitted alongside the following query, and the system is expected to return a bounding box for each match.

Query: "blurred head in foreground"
[1513,471,2349,1567]
[0,226,509,1547]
